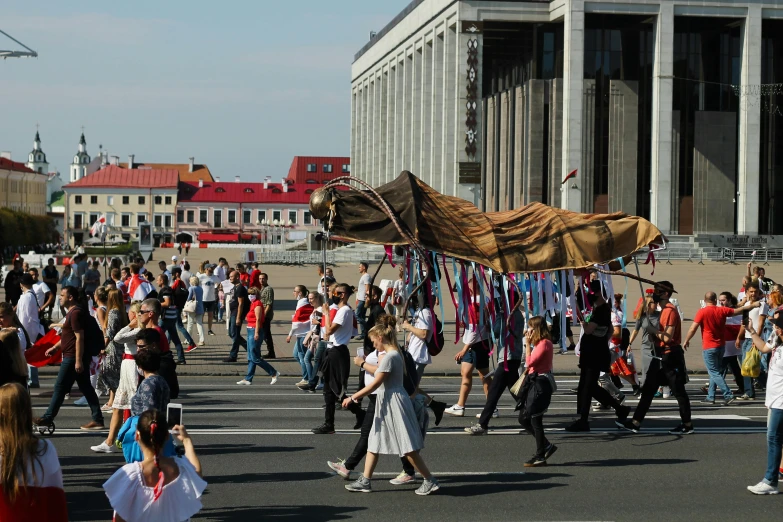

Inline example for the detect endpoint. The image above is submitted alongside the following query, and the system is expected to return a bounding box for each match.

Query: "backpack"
[172,282,189,311]
[426,314,445,356]
[81,309,104,358]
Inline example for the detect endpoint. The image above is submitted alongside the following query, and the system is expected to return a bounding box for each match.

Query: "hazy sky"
[0,1,407,181]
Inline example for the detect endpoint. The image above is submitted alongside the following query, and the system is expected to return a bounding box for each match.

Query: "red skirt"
[611,353,636,377]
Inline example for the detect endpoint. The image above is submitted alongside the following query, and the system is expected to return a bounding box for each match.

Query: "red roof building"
[176,180,321,244]
[286,156,350,184]
[0,157,35,174]
[64,165,179,189]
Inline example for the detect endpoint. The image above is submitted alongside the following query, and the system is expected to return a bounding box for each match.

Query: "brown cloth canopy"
[310,171,664,273]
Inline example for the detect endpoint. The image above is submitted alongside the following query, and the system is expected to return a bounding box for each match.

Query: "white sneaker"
[747,481,779,495]
[444,405,464,417]
[74,396,88,406]
[296,379,308,386]
[90,442,114,453]
[270,371,280,385]
[475,409,499,419]
[236,379,252,385]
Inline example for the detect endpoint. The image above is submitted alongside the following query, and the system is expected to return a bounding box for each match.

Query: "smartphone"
[167,403,183,433]
[357,348,365,358]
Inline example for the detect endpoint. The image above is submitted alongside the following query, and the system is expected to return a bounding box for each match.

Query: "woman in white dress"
[103,409,206,522]
[341,315,440,495]
[91,301,143,453]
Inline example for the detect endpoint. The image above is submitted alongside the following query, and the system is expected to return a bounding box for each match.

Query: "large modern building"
[351,0,783,236]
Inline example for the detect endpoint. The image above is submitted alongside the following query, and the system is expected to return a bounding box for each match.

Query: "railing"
[257,249,404,266]
[718,247,783,265]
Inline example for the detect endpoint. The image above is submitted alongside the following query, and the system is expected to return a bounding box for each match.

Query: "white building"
[69,133,91,183]
[352,0,783,236]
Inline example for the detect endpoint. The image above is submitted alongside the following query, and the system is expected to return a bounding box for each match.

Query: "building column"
[649,3,675,234]
[560,0,585,212]
[737,6,762,235]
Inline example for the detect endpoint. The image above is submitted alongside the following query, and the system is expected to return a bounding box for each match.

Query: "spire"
[33,130,41,151]
[79,132,86,145]
[35,130,40,142]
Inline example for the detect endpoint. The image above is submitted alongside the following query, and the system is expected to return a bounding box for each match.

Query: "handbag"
[509,369,528,397]
[183,299,197,313]
[741,345,761,378]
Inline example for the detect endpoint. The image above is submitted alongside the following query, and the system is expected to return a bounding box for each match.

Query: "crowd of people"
[1,253,782,519]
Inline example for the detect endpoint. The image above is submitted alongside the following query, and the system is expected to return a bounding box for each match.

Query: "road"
[33,374,780,521]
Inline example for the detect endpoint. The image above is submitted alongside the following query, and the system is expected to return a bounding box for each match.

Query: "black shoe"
[208,330,216,336]
[567,343,576,351]
[524,456,547,467]
[615,405,631,421]
[353,410,366,430]
[700,398,715,404]
[564,419,590,432]
[615,419,639,433]
[355,335,365,341]
[668,423,694,435]
[723,397,737,406]
[543,443,558,461]
[312,424,335,435]
[429,400,446,427]
[632,385,641,397]
[222,357,237,363]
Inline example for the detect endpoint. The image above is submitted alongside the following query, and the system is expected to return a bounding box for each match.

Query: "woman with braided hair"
[103,409,206,522]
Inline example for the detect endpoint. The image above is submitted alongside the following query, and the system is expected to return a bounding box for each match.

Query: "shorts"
[203,301,217,314]
[462,342,490,370]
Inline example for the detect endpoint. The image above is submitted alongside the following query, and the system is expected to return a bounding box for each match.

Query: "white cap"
[171,255,178,261]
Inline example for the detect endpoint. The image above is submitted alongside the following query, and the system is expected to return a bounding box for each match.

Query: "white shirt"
[181,271,192,289]
[220,279,233,296]
[17,290,42,338]
[329,305,354,347]
[357,273,372,302]
[364,349,386,392]
[462,322,489,346]
[215,265,228,282]
[0,439,63,489]
[407,308,433,365]
[32,281,51,308]
[198,274,219,301]
[764,343,783,409]
[392,279,406,302]
[748,302,770,331]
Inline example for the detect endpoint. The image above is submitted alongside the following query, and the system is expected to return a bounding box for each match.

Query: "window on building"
[244,188,254,193]
[272,210,281,222]
[306,163,317,173]
[107,196,114,205]
[186,210,194,223]
[154,215,162,227]
[165,196,172,205]
[177,210,184,223]
[75,196,82,204]
[137,213,147,224]
[89,213,99,226]
[154,196,162,205]
[121,214,131,227]
[214,210,222,228]
[138,196,145,205]
[303,211,312,225]
[106,213,115,226]
[257,210,266,223]
[342,164,351,173]
[323,164,333,173]
[243,210,251,224]
[199,210,208,223]
[306,179,318,184]
[164,215,173,228]
[227,210,236,224]
[74,214,83,229]
[288,210,297,224]
[216,187,226,193]
[122,196,129,205]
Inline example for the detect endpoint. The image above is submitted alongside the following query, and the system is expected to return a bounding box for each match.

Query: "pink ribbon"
[441,255,460,343]
[384,245,397,268]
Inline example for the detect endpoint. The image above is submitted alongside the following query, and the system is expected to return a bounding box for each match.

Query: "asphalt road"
[31,373,782,522]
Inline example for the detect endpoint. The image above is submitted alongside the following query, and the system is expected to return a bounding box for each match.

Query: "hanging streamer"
[618,257,628,329]
[384,245,397,268]
[530,274,539,316]
[568,270,579,324]
[520,275,530,324]
[442,255,461,343]
[536,273,545,318]
[558,270,567,351]
[543,274,555,314]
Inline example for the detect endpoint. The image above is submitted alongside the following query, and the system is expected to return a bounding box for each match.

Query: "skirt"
[114,358,139,410]
[368,387,423,457]
[97,342,122,394]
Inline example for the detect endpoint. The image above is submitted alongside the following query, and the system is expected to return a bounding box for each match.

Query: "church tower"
[26,130,49,174]
[69,132,91,182]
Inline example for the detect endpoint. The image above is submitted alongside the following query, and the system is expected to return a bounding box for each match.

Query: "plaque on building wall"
[459,162,482,185]
[461,21,483,34]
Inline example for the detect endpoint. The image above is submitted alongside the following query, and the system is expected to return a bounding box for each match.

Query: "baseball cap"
[770,314,783,330]
[171,255,178,261]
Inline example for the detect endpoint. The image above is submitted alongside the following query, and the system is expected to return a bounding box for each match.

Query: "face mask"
[249,295,257,302]
[330,296,341,306]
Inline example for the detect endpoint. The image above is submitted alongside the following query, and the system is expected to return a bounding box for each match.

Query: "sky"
[0,0,408,181]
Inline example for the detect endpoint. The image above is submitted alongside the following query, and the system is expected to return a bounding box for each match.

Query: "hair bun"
[377,314,397,329]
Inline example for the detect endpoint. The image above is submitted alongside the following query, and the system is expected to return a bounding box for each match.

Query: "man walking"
[617,281,693,435]
[199,264,220,336]
[34,286,104,430]
[259,273,276,359]
[4,258,24,305]
[170,267,197,352]
[157,274,186,364]
[223,270,249,362]
[683,292,758,405]
[17,273,43,389]
[355,262,372,340]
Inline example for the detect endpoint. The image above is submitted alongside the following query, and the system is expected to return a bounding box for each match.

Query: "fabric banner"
[24,330,61,368]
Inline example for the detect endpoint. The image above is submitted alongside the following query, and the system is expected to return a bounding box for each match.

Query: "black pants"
[577,366,622,420]
[323,346,361,427]
[345,395,413,474]
[519,414,549,458]
[262,312,275,355]
[478,360,521,428]
[721,355,744,394]
[159,351,180,400]
[633,351,691,424]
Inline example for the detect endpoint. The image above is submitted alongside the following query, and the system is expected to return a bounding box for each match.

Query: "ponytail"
[137,409,168,502]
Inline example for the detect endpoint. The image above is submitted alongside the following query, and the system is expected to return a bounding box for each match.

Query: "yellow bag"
[741,346,761,378]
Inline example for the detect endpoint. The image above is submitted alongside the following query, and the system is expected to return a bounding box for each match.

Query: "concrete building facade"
[351,0,783,235]
[0,157,48,215]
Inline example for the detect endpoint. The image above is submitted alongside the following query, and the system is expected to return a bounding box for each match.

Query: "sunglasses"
[139,310,153,315]
[136,343,149,349]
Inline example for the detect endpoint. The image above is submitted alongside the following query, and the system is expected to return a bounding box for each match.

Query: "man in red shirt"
[618,281,695,435]
[237,263,250,288]
[683,292,758,405]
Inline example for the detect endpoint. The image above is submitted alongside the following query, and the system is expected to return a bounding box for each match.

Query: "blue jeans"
[246,327,276,381]
[292,336,311,380]
[176,314,195,347]
[228,313,247,360]
[162,317,185,362]
[764,408,783,486]
[42,357,103,423]
[741,339,757,397]
[304,348,315,382]
[308,340,328,387]
[356,300,367,336]
[27,364,39,387]
[703,347,732,400]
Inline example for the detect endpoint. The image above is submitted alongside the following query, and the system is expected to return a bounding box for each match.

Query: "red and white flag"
[90,214,106,238]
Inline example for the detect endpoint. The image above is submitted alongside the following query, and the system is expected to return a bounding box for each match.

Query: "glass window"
[214,210,222,228]
[89,213,99,225]
[121,214,131,227]
[306,163,317,172]
[165,196,172,205]
[122,196,129,205]
[323,164,333,173]
[137,213,147,224]
[138,196,145,205]
[243,209,251,224]
[257,210,266,223]
[199,210,208,222]
[164,215,172,228]
[342,164,351,173]
[187,210,194,223]
[272,210,281,222]
[228,210,236,224]
[74,214,83,229]
[288,210,297,224]
[177,210,184,223]
[154,215,162,227]
[303,211,312,225]
[154,196,162,205]
[75,196,82,204]
[90,196,98,204]
[107,196,114,205]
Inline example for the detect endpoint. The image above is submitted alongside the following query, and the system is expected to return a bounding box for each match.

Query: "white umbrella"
[83,236,103,245]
